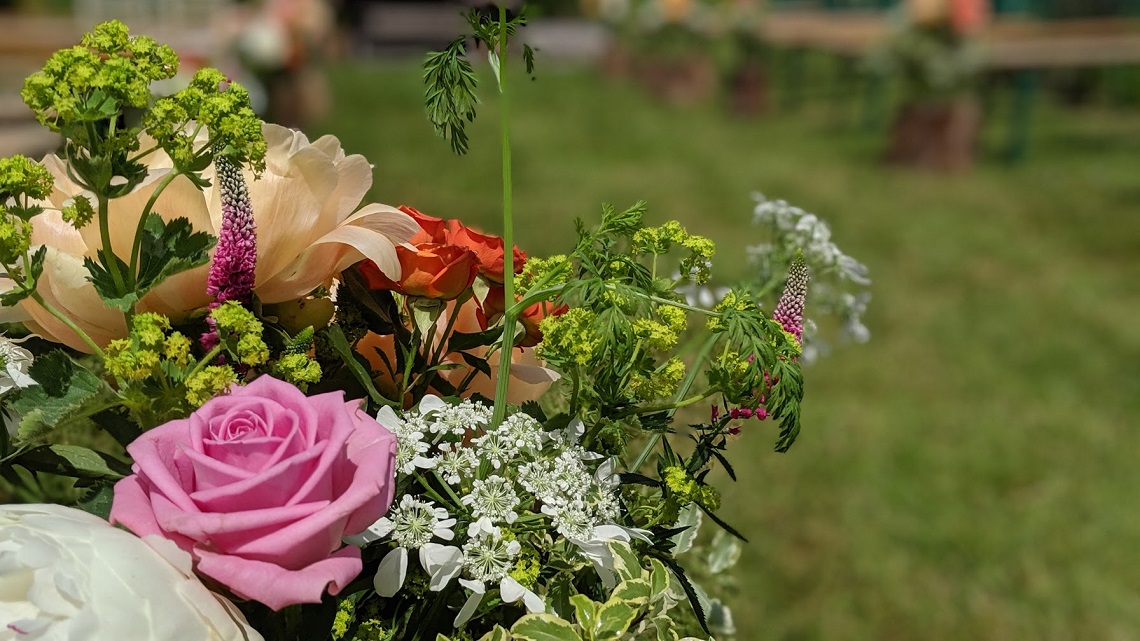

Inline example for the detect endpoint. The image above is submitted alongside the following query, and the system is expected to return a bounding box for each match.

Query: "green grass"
[311,61,1140,640]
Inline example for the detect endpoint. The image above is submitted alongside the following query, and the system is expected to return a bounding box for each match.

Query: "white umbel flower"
[461,476,520,524]
[454,530,543,627]
[0,504,262,640]
[377,406,435,474]
[363,496,461,598]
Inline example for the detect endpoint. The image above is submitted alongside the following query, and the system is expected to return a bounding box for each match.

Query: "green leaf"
[510,614,582,641]
[423,36,480,156]
[77,483,115,519]
[460,351,492,379]
[569,595,598,640]
[669,505,702,555]
[706,530,742,573]
[477,626,512,641]
[9,352,118,441]
[17,444,131,480]
[135,214,215,299]
[595,600,638,640]
[326,324,390,407]
[448,327,503,352]
[0,246,45,306]
[607,541,643,582]
[84,250,137,311]
[648,559,669,599]
[610,578,651,607]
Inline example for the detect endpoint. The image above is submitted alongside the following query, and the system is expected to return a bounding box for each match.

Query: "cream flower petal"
[24,248,126,351]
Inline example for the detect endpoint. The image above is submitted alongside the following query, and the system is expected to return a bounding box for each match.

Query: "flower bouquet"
[0,12,833,641]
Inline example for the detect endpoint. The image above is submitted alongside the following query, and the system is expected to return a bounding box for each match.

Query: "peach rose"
[1,123,417,352]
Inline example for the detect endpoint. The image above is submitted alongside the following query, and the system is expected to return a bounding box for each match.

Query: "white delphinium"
[367,495,462,597]
[455,528,543,627]
[0,335,35,395]
[377,406,435,475]
[461,476,520,524]
[0,335,36,437]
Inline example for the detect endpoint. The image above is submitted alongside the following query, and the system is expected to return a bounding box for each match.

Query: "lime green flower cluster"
[332,599,395,641]
[0,155,53,204]
[706,291,754,332]
[272,326,323,390]
[210,302,269,366]
[0,217,32,266]
[184,366,237,407]
[104,313,191,380]
[535,308,598,368]
[516,254,570,296]
[662,465,721,511]
[632,318,679,352]
[629,357,685,400]
[60,195,95,229]
[21,21,177,130]
[510,550,542,588]
[146,68,266,174]
[631,220,716,283]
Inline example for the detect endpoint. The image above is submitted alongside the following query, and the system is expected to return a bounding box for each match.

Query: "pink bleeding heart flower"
[110,376,398,611]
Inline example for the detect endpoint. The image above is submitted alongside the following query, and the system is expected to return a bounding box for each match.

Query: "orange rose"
[446,220,526,283]
[399,205,449,245]
[359,243,478,300]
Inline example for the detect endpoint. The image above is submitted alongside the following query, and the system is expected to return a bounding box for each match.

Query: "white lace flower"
[461,476,520,524]
[471,431,519,470]
[378,406,435,474]
[454,530,543,627]
[426,399,493,437]
[367,496,461,597]
[544,500,595,541]
[496,412,544,452]
[434,442,478,485]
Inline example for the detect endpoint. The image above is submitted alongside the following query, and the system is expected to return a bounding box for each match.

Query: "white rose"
[0,504,263,641]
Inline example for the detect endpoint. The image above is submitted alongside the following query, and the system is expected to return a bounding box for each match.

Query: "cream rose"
[0,503,262,640]
[1,123,417,352]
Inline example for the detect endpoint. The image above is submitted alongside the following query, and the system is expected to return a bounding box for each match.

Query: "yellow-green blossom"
[185,365,237,406]
[0,215,32,265]
[658,305,687,334]
[629,357,685,399]
[0,155,53,201]
[510,551,542,588]
[104,339,160,381]
[131,313,170,347]
[273,353,322,389]
[61,194,95,229]
[633,318,678,352]
[536,308,598,368]
[331,600,354,640]
[163,332,192,367]
[516,254,570,295]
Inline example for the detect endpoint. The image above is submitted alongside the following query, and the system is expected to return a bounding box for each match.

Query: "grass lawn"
[311,60,1140,640]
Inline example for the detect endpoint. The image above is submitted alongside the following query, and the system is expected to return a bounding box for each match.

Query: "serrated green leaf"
[595,600,638,640]
[510,614,582,641]
[77,483,115,519]
[135,214,215,300]
[84,250,137,311]
[9,352,118,441]
[670,504,701,555]
[0,247,45,306]
[18,444,131,480]
[569,595,598,640]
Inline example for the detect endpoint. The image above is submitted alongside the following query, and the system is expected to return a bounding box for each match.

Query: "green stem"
[96,194,129,298]
[129,170,180,276]
[29,292,105,358]
[185,345,224,379]
[629,333,718,473]
[492,7,515,427]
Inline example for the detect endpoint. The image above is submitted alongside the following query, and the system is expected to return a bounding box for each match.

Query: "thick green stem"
[97,194,128,297]
[492,7,516,427]
[629,333,718,473]
[129,171,180,276]
[29,292,105,358]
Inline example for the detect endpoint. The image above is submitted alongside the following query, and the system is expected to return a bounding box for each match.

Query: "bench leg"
[1006,69,1041,163]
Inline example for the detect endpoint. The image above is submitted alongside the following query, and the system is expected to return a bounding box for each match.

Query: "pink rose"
[110,376,398,611]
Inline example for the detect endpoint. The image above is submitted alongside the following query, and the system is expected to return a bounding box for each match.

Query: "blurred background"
[2,0,1138,638]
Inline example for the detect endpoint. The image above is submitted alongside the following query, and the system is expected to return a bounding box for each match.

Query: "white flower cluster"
[363,398,628,627]
[0,335,36,438]
[750,193,870,285]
